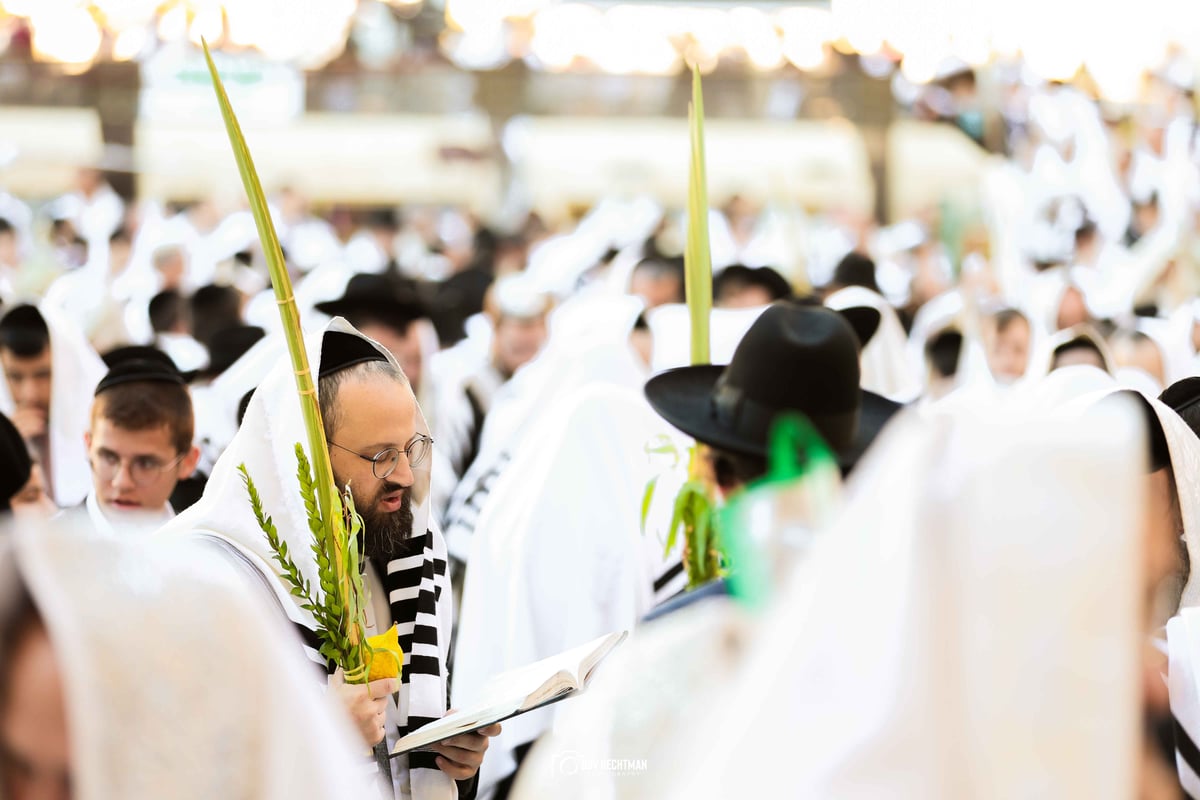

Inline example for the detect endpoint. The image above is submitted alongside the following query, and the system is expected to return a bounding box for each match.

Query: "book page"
[393,630,629,757]
[474,632,625,707]
[390,697,524,756]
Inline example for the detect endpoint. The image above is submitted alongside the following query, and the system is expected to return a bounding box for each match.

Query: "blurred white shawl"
[516,396,1145,799]
[825,285,921,402]
[0,303,105,507]
[3,515,373,800]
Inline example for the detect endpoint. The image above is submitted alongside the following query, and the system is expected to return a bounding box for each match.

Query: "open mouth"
[379,492,404,513]
[108,499,142,510]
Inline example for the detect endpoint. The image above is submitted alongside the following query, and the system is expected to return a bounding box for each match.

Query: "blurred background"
[0,0,1198,322]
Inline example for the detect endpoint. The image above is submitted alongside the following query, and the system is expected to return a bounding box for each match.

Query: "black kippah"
[1161,377,1200,416]
[96,356,185,395]
[0,412,31,511]
[319,331,388,379]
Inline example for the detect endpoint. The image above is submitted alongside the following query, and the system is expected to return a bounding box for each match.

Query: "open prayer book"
[390,630,628,757]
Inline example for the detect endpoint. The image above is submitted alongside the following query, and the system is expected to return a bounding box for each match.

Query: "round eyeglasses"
[90,450,186,488]
[330,434,433,480]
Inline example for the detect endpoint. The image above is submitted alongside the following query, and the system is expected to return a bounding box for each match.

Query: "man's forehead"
[92,419,176,454]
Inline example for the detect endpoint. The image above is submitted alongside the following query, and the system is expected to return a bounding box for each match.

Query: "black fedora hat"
[315,273,428,331]
[644,303,900,472]
[198,325,265,380]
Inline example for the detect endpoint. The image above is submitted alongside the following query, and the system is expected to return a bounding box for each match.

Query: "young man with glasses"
[84,351,199,534]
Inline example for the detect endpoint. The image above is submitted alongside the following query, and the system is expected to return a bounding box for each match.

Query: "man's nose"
[110,460,138,490]
[392,455,415,487]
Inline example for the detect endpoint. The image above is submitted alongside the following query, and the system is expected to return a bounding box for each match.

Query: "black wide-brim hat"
[314,273,429,328]
[644,303,901,473]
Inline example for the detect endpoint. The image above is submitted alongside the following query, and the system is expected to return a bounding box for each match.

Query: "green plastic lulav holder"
[721,412,840,610]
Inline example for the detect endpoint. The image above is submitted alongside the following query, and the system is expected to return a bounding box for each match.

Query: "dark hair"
[991,307,1029,336]
[1051,336,1106,370]
[709,447,768,490]
[148,290,189,334]
[0,305,49,358]
[189,285,242,348]
[0,218,13,237]
[109,225,132,246]
[93,380,194,454]
[632,257,686,300]
[713,265,792,304]
[832,251,880,294]
[925,329,963,379]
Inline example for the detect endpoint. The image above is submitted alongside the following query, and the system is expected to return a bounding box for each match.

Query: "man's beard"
[348,479,414,563]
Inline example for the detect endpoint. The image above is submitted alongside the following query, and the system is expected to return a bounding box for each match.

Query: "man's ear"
[179,444,201,479]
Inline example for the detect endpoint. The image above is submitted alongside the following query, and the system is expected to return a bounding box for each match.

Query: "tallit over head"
[160,317,455,800]
[0,304,105,507]
[824,285,922,402]
[668,400,1144,799]
[523,398,1146,799]
[1,514,372,800]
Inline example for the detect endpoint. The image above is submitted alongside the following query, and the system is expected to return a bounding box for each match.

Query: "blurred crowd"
[4,53,1200,800]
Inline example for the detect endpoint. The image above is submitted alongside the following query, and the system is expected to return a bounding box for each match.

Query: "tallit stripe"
[1176,715,1200,783]
[388,565,425,586]
[404,624,440,647]
[654,560,685,593]
[407,654,442,677]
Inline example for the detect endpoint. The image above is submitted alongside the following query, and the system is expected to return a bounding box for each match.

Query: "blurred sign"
[139,46,304,123]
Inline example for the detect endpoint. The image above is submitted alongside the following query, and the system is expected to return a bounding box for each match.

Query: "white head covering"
[824,285,922,402]
[645,303,766,374]
[159,317,455,800]
[1025,323,1117,381]
[513,398,1146,799]
[3,515,372,800]
[0,303,105,507]
[442,295,648,562]
[453,383,688,796]
[667,399,1144,798]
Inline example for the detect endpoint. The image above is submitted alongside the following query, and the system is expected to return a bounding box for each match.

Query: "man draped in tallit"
[515,392,1160,799]
[160,319,496,800]
[0,515,373,799]
[0,303,105,508]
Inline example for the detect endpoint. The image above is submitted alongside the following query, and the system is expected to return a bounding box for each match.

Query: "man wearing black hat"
[84,347,199,534]
[645,302,901,495]
[316,273,431,395]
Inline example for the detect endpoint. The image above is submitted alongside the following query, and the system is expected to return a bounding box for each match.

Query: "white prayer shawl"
[645,303,766,374]
[1023,323,1117,383]
[824,285,922,402]
[0,304,105,507]
[666,399,1144,798]
[1168,610,1200,795]
[443,295,647,563]
[159,318,456,800]
[453,384,689,798]
[903,289,995,395]
[155,332,210,373]
[84,489,175,538]
[510,599,750,800]
[5,516,374,800]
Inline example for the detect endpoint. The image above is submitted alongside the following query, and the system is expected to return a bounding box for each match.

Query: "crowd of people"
[3,62,1200,799]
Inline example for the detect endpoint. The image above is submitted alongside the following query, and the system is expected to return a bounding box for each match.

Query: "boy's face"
[85,419,197,513]
[986,320,1031,384]
[0,347,51,414]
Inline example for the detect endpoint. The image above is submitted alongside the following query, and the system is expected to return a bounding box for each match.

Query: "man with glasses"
[84,349,199,534]
[161,324,498,799]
